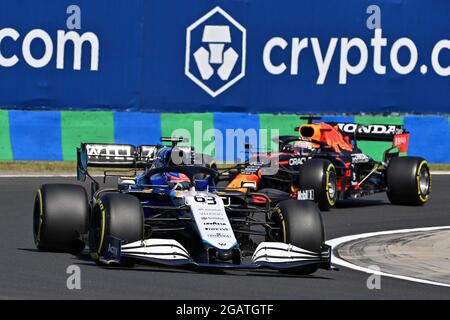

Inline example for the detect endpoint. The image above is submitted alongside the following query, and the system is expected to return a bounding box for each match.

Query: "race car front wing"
[98,236,332,271]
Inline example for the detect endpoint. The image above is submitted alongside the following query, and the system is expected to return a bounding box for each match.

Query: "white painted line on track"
[326,226,450,288]
[431,171,450,175]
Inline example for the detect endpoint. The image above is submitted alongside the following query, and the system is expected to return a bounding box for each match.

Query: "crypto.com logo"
[185,7,246,97]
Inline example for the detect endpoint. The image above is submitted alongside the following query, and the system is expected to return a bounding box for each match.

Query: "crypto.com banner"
[0,0,449,113]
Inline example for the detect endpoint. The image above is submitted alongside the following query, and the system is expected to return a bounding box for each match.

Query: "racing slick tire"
[272,200,325,275]
[89,193,144,261]
[33,184,89,253]
[386,156,431,206]
[297,159,337,211]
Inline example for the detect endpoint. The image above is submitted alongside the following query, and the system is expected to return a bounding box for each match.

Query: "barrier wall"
[0,0,449,113]
[0,111,448,163]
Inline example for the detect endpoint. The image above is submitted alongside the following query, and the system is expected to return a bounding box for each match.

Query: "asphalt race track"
[335,228,450,285]
[0,175,449,299]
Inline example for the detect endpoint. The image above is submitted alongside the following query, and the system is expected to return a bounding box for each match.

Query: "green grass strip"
[0,110,12,160]
[61,111,114,161]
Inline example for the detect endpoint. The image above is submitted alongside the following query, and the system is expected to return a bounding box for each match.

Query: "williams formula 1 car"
[32,137,331,274]
[226,116,431,210]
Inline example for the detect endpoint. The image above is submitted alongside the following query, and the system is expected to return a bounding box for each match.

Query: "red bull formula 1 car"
[226,116,431,210]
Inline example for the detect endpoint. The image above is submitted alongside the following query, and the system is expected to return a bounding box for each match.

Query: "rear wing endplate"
[77,143,159,181]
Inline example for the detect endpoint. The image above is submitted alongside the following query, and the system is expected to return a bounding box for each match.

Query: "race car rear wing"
[77,137,196,182]
[77,143,159,181]
[334,123,407,141]
[297,116,410,153]
[297,116,408,141]
[334,122,410,153]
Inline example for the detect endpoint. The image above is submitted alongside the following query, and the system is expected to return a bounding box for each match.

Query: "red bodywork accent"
[336,161,352,192]
[251,195,270,203]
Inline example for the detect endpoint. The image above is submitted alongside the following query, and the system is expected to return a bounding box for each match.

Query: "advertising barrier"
[0,111,448,163]
[0,0,448,113]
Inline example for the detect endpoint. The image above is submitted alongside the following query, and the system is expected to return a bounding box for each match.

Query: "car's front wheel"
[271,200,325,275]
[89,193,144,261]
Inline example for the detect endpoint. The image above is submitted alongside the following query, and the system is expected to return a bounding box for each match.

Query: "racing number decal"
[189,193,237,250]
[194,195,217,205]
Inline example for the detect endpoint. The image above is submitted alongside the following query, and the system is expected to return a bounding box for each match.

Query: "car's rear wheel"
[386,156,431,206]
[297,159,337,210]
[89,193,144,261]
[271,200,325,275]
[33,184,89,253]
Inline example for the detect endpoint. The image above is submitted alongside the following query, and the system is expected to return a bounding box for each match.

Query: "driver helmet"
[292,140,315,154]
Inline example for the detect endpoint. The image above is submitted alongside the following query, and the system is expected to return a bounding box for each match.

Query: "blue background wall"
[0,0,448,114]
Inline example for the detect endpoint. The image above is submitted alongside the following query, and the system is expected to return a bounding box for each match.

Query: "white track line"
[326,226,450,288]
[431,171,450,175]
